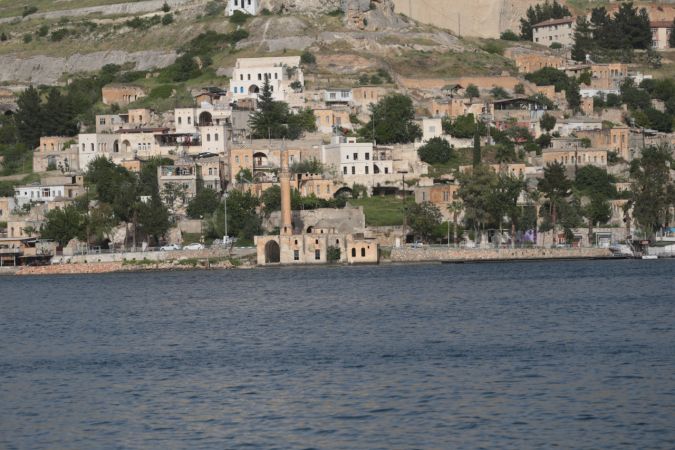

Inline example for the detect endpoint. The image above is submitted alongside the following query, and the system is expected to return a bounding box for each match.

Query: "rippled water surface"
[1,260,674,449]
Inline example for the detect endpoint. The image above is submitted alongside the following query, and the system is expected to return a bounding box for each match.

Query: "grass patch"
[348,196,414,227]
[122,257,156,266]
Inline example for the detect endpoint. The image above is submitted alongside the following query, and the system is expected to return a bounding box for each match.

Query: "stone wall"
[391,246,612,262]
[51,247,255,264]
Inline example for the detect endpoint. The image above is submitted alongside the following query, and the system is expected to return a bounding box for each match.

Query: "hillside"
[0,0,518,87]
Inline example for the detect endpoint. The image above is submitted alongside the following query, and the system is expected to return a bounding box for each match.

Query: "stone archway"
[265,240,280,264]
[198,111,212,126]
[249,84,260,95]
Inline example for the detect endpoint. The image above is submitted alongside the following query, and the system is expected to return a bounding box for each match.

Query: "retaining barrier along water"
[390,246,613,263]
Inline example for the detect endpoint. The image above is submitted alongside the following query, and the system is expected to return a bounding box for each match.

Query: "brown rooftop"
[533,17,575,28]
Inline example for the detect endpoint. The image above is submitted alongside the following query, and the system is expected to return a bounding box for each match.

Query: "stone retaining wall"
[52,248,235,264]
[391,246,612,262]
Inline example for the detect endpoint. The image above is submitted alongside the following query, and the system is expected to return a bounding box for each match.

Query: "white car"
[183,243,205,251]
[160,244,181,251]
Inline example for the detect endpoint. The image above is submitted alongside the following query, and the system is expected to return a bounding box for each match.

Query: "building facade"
[532,17,575,47]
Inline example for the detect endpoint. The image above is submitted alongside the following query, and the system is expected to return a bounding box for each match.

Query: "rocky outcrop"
[0,51,176,86]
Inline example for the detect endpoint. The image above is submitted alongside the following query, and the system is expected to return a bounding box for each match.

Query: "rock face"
[391,0,541,38]
[262,0,403,30]
[0,51,176,86]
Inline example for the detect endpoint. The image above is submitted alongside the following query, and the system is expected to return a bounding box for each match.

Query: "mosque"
[254,147,379,266]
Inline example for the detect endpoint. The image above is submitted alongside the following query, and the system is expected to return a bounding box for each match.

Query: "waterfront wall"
[51,247,255,264]
[391,247,612,262]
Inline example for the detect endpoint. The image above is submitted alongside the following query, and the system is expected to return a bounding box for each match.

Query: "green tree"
[539,113,557,132]
[500,30,520,41]
[525,67,569,92]
[490,86,510,99]
[14,86,42,148]
[520,1,571,40]
[566,78,581,112]
[572,16,594,62]
[359,94,422,144]
[582,194,611,244]
[187,188,221,219]
[207,190,261,243]
[538,162,572,236]
[575,165,616,198]
[249,79,315,140]
[670,18,675,48]
[490,173,526,246]
[260,184,281,216]
[447,200,463,245]
[300,50,316,65]
[472,131,481,167]
[41,205,86,246]
[449,114,477,139]
[458,164,498,242]
[417,137,453,164]
[138,194,170,244]
[629,145,673,239]
[84,202,116,245]
[465,84,480,101]
[406,201,442,242]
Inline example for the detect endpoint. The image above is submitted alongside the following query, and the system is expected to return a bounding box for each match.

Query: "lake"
[1,260,674,449]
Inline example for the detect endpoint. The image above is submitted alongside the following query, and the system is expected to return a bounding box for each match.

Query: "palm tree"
[447,201,463,246]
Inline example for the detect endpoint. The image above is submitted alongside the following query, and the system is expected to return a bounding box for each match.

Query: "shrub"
[300,50,316,65]
[327,246,341,262]
[500,30,520,41]
[50,29,69,42]
[22,6,38,17]
[23,33,32,43]
[161,14,174,25]
[550,42,563,49]
[149,85,174,99]
[229,10,249,25]
[161,2,171,12]
[37,25,49,37]
[417,137,453,165]
[205,0,226,16]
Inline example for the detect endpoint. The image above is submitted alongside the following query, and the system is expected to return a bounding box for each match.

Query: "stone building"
[14,175,85,208]
[255,147,378,266]
[101,84,147,106]
[33,136,79,173]
[532,17,575,47]
[157,161,199,204]
[576,126,631,161]
[229,56,303,102]
[651,20,674,50]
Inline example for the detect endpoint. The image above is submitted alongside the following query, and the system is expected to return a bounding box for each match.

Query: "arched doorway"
[265,240,280,264]
[113,140,119,153]
[122,140,131,152]
[249,84,260,95]
[198,111,212,126]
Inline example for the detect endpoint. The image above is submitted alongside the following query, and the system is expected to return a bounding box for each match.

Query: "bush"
[161,13,174,25]
[550,42,563,49]
[23,33,32,43]
[500,30,520,41]
[161,1,171,12]
[149,85,174,99]
[50,29,69,42]
[327,246,341,262]
[417,137,453,164]
[22,6,38,17]
[37,25,49,37]
[300,50,316,65]
[229,10,249,25]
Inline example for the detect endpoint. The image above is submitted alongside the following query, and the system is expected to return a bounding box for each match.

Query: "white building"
[229,56,303,102]
[324,88,353,104]
[532,17,575,48]
[227,0,258,16]
[14,176,85,208]
[321,137,397,191]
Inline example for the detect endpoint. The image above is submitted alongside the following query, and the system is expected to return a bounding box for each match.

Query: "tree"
[161,1,171,12]
[582,194,611,244]
[514,83,525,95]
[500,30,520,41]
[41,205,85,246]
[472,131,481,167]
[300,50,316,65]
[525,67,569,92]
[448,114,477,139]
[161,182,188,208]
[566,78,581,112]
[138,194,170,244]
[406,202,442,242]
[670,18,675,49]
[260,184,281,216]
[359,94,422,144]
[629,145,673,239]
[520,1,571,40]
[447,201,463,245]
[490,86,510,100]
[208,190,261,243]
[14,86,43,148]
[575,165,616,198]
[539,113,557,132]
[249,79,315,140]
[458,165,498,243]
[538,162,572,237]
[490,173,526,247]
[572,16,594,62]
[187,188,221,219]
[84,202,116,246]
[417,137,453,164]
[465,84,480,101]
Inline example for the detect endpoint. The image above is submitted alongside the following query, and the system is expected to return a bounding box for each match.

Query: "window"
[240,75,244,81]
[235,156,240,163]
[353,153,358,160]
[178,117,182,125]
[351,248,356,257]
[343,167,347,174]
[361,248,366,257]
[99,118,106,125]
[258,73,262,81]
[294,250,299,261]
[315,250,321,260]
[351,166,355,175]
[443,191,449,201]
[384,167,389,174]
[274,73,278,80]
[207,134,211,142]
[215,133,219,141]
[365,166,369,175]
[91,143,94,152]
[247,74,251,80]
[208,168,213,175]
[187,117,191,124]
[365,153,370,160]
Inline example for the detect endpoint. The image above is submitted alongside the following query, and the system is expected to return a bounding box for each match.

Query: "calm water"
[1,260,674,449]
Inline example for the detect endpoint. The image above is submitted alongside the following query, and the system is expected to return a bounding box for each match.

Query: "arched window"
[187,117,191,124]
[90,143,94,152]
[207,134,211,142]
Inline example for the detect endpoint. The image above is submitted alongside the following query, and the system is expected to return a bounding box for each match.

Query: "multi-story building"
[576,126,631,161]
[414,182,461,220]
[33,136,79,173]
[542,148,608,168]
[313,106,352,134]
[532,17,575,47]
[321,137,397,191]
[101,84,146,106]
[157,161,199,204]
[197,155,226,193]
[95,109,153,133]
[651,20,674,50]
[229,56,303,102]
[324,88,353,105]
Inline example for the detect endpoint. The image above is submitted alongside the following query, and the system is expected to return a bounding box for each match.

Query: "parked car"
[160,244,181,251]
[184,243,205,251]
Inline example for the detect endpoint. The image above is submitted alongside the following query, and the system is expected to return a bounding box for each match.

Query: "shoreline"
[8,250,647,276]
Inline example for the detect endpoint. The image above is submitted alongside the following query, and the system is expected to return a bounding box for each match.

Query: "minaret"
[279,144,292,235]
